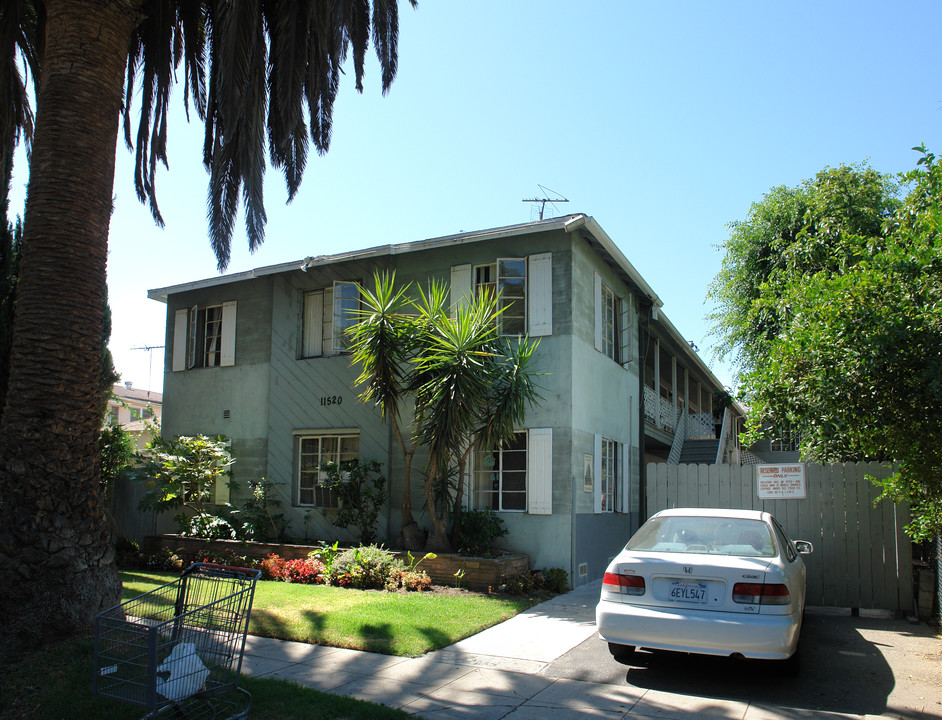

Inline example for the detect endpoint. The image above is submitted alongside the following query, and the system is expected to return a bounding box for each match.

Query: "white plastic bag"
[155,642,210,701]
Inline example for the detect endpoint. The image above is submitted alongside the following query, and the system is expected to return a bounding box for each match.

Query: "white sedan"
[596,508,813,673]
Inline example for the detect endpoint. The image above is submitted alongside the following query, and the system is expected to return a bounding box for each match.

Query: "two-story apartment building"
[149,214,738,585]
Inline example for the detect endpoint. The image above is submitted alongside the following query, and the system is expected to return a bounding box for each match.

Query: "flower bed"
[141,535,529,591]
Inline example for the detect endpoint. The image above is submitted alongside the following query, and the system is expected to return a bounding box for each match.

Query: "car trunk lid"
[602,552,774,614]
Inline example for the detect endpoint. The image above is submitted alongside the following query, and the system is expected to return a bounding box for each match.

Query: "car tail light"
[733,582,790,605]
[603,572,645,595]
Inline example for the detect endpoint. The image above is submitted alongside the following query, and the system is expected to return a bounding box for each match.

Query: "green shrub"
[386,568,433,592]
[308,541,341,576]
[543,567,569,594]
[180,511,237,540]
[144,546,184,571]
[454,509,508,557]
[114,536,144,569]
[330,545,402,589]
[492,568,570,596]
[234,477,290,542]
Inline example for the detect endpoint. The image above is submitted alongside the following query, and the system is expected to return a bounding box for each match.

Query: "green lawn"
[121,570,538,657]
[3,572,538,719]
[2,636,411,720]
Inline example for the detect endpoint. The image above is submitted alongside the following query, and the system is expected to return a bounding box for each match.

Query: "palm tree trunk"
[423,468,453,552]
[0,0,141,658]
[392,418,425,549]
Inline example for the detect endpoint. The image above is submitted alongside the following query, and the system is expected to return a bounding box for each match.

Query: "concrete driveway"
[543,609,942,719]
[243,581,941,719]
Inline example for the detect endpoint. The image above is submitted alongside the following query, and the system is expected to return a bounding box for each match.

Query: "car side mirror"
[794,540,813,555]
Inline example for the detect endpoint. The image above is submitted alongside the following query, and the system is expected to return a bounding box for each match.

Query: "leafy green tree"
[98,423,134,504]
[0,0,414,656]
[136,433,235,539]
[708,163,900,373]
[233,477,290,542]
[347,272,542,553]
[716,148,942,540]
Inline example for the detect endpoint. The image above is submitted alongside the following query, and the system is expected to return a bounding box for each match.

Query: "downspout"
[571,466,578,587]
[638,304,650,523]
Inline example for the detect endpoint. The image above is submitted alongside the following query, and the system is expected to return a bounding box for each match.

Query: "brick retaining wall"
[142,535,529,591]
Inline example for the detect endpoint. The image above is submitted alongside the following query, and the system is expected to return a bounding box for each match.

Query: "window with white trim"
[451,253,552,337]
[600,437,618,512]
[601,283,619,362]
[172,301,237,371]
[594,273,632,365]
[296,432,359,509]
[471,431,527,511]
[301,281,359,358]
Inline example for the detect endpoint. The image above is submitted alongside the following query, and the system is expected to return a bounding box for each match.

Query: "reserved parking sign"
[756,464,806,499]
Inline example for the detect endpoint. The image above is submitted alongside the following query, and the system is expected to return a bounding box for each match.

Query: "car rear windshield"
[626,516,776,557]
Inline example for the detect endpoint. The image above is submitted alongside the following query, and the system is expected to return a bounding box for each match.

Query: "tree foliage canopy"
[710,149,942,540]
[708,162,901,372]
[347,271,543,552]
[2,0,417,270]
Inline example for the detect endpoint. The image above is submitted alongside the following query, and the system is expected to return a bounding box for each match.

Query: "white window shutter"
[172,309,188,372]
[220,301,237,366]
[526,428,553,515]
[594,272,603,352]
[187,306,198,369]
[621,296,633,365]
[527,252,552,336]
[323,287,335,356]
[593,433,603,514]
[450,264,472,317]
[303,291,323,357]
[213,477,230,505]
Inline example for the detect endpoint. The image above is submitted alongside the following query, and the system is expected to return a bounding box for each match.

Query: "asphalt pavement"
[240,581,942,719]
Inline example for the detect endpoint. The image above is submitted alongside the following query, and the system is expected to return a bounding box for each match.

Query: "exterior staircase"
[678,439,720,464]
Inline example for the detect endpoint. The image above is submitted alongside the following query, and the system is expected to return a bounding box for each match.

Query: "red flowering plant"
[283,557,326,584]
[259,553,287,581]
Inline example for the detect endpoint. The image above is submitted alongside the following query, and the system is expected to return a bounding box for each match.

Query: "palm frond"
[345,270,416,419]
[0,0,40,171]
[116,0,412,269]
[265,0,309,199]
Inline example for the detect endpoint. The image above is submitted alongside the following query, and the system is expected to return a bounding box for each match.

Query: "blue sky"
[9,1,942,393]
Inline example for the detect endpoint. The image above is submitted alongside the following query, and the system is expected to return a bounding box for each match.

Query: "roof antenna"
[130,344,165,396]
[522,185,568,221]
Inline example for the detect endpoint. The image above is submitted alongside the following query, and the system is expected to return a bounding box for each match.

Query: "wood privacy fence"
[645,462,912,612]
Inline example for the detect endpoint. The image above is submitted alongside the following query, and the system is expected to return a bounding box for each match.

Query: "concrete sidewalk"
[239,582,940,719]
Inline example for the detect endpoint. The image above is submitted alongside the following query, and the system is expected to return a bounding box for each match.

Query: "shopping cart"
[94,563,262,719]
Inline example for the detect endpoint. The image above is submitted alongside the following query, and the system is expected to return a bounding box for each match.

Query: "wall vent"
[578,562,588,577]
[223,409,231,420]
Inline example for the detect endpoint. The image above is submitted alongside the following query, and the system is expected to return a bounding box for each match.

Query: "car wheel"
[608,642,636,664]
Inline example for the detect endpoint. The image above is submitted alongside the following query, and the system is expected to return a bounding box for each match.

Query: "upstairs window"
[191,305,223,367]
[302,281,359,358]
[473,260,525,334]
[451,253,552,337]
[595,273,632,365]
[600,283,619,362]
[172,301,236,371]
